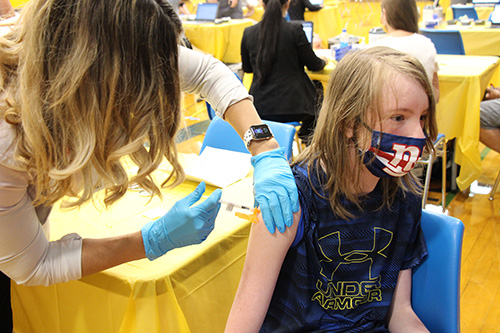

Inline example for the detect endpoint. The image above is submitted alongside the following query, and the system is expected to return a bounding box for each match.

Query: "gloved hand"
[251,147,299,234]
[142,181,222,260]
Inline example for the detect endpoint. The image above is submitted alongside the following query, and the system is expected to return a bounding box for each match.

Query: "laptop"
[188,3,219,23]
[309,0,324,5]
[301,21,314,45]
[490,3,500,26]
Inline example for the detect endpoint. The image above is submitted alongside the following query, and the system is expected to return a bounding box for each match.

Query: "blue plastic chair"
[412,209,464,333]
[451,5,479,20]
[200,116,296,161]
[419,29,466,55]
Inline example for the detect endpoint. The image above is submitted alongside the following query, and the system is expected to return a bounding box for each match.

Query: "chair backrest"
[412,209,464,333]
[200,116,296,161]
[451,5,479,20]
[420,29,466,55]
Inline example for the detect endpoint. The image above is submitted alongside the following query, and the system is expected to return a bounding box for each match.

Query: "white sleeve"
[178,46,253,118]
[0,163,82,286]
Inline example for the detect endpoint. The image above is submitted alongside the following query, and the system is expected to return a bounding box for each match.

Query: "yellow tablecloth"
[305,6,343,49]
[436,55,499,190]
[246,6,343,49]
[10,0,29,7]
[183,18,254,64]
[11,176,255,332]
[436,24,500,56]
[306,54,500,191]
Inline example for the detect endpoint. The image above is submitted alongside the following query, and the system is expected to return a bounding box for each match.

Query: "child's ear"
[343,123,354,139]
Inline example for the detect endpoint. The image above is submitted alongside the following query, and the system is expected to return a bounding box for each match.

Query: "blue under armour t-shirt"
[260,163,428,332]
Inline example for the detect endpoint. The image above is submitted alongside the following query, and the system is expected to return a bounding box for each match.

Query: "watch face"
[251,124,272,139]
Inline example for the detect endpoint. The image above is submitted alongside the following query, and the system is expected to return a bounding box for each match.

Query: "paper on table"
[182,147,252,188]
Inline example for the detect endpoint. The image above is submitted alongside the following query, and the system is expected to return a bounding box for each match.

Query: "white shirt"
[371,33,438,82]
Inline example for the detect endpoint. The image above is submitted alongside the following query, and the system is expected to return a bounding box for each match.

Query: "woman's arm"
[302,0,322,12]
[0,163,83,286]
[386,269,429,333]
[225,208,301,332]
[178,46,251,119]
[180,45,299,233]
[295,25,326,72]
[0,157,220,285]
[240,29,253,74]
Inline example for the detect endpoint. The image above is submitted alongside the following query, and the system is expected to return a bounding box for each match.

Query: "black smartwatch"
[243,124,274,148]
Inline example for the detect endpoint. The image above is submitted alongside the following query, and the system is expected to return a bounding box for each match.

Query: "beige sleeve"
[0,163,82,286]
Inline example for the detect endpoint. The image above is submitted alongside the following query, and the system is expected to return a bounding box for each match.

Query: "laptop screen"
[301,21,314,44]
[195,3,219,21]
[491,3,500,23]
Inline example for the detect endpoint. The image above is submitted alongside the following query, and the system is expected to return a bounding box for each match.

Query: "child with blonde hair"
[226,46,437,332]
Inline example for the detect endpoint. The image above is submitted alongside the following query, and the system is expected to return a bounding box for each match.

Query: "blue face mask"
[362,130,426,178]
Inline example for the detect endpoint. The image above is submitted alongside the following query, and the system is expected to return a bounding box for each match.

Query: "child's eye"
[391,115,404,122]
[420,114,428,122]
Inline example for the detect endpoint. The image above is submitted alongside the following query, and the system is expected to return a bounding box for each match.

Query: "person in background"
[241,0,326,145]
[479,86,500,154]
[226,47,436,332]
[372,0,440,102]
[287,0,322,21]
[241,0,256,18]
[179,0,191,15]
[207,0,244,18]
[0,0,299,330]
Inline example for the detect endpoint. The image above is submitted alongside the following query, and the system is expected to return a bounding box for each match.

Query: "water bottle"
[339,29,349,48]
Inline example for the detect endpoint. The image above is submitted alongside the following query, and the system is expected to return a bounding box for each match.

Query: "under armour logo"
[317,227,393,281]
[311,228,394,310]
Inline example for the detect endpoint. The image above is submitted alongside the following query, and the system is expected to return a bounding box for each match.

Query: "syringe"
[219,199,260,224]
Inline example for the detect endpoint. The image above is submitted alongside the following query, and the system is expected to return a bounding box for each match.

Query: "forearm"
[387,304,429,333]
[387,269,429,332]
[223,98,280,156]
[81,231,145,276]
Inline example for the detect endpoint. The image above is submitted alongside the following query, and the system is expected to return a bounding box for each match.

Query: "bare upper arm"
[225,208,301,332]
[387,269,429,333]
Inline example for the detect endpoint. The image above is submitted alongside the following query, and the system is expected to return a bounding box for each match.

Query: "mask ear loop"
[352,118,376,161]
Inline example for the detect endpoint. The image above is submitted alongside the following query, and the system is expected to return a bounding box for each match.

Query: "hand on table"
[251,147,299,234]
[142,182,222,260]
[484,87,500,100]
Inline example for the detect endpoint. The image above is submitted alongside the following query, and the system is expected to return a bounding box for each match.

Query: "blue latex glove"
[142,182,222,260]
[251,147,299,234]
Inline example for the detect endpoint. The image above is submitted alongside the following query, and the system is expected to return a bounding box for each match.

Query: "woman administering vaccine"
[0,0,299,328]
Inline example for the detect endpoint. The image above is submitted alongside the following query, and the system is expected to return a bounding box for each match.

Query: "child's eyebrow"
[386,107,429,114]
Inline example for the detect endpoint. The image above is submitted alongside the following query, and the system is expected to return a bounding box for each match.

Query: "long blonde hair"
[293,46,437,218]
[0,0,184,208]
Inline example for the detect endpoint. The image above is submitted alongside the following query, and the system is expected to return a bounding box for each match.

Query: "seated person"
[480,86,500,154]
[371,0,439,102]
[207,0,244,19]
[288,0,322,21]
[179,1,191,15]
[241,0,326,144]
[225,47,436,332]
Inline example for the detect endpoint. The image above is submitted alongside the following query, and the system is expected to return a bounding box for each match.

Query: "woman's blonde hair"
[0,0,184,208]
[293,46,437,219]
